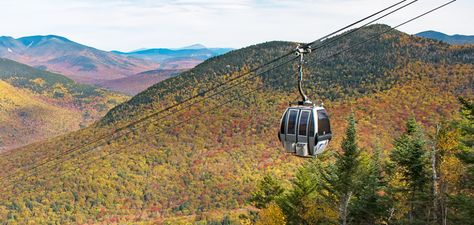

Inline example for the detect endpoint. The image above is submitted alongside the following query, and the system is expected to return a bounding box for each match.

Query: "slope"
[97,69,184,95]
[103,24,472,124]
[0,58,128,151]
[0,25,473,224]
[0,80,82,151]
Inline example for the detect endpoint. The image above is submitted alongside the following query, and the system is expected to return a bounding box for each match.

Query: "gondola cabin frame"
[278,105,332,157]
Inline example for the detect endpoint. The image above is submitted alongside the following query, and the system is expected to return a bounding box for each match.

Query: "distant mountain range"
[416,31,474,45]
[0,35,232,94]
[0,35,159,84]
[112,45,233,69]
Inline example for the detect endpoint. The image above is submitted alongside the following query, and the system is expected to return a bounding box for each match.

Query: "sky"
[0,0,471,51]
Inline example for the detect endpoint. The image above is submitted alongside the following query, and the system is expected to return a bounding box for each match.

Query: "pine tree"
[450,97,474,224]
[279,153,339,225]
[250,175,285,209]
[390,118,431,224]
[351,146,393,225]
[457,97,474,186]
[278,166,316,225]
[318,114,362,225]
[336,114,361,225]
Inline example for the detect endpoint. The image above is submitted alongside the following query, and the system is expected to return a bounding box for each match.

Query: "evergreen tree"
[390,118,431,224]
[457,97,474,186]
[450,97,474,224]
[250,175,285,209]
[351,146,393,225]
[278,166,316,225]
[319,114,362,225]
[336,114,361,225]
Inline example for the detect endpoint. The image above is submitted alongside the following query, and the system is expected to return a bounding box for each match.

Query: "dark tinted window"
[317,110,331,135]
[308,112,315,137]
[287,110,298,135]
[280,110,288,134]
[299,111,310,136]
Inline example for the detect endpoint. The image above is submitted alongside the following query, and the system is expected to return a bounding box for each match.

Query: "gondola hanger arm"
[294,44,313,106]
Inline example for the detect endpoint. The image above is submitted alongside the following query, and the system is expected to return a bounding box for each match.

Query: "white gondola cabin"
[278,105,332,157]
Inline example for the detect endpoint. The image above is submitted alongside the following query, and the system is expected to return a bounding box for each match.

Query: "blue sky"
[0,0,471,51]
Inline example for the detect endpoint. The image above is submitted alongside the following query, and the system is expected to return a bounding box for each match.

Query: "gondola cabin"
[278,105,332,157]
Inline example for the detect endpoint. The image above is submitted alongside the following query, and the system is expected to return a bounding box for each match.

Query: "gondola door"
[296,110,311,157]
[279,109,288,148]
[314,109,331,155]
[308,110,316,156]
[284,109,299,153]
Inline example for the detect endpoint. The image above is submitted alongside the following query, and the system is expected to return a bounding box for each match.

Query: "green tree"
[279,166,316,225]
[336,114,361,225]
[318,114,362,225]
[351,146,393,225]
[250,175,285,209]
[450,97,474,224]
[457,97,474,185]
[390,117,431,224]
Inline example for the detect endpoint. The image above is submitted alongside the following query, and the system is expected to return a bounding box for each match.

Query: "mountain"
[97,69,184,95]
[0,35,160,84]
[113,45,234,69]
[0,58,128,151]
[0,36,231,94]
[416,30,474,45]
[0,25,473,223]
[178,43,208,50]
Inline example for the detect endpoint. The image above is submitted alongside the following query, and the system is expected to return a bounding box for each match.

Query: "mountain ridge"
[416,30,474,45]
[113,46,234,69]
[0,35,160,85]
[104,25,471,124]
[0,36,232,94]
[178,43,207,50]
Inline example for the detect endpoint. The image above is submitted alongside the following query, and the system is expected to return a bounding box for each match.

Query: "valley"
[0,58,128,152]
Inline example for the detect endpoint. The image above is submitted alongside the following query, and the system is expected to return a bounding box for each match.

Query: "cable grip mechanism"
[295,44,313,106]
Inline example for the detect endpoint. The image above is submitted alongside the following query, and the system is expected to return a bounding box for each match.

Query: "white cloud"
[0,0,471,51]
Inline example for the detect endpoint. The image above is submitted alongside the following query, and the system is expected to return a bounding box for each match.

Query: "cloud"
[0,0,471,51]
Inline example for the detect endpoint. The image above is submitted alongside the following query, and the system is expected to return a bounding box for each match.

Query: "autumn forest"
[0,23,473,224]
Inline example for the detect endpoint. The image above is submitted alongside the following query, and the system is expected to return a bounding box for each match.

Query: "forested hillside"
[97,69,184,95]
[104,25,472,124]
[0,58,128,151]
[0,25,472,224]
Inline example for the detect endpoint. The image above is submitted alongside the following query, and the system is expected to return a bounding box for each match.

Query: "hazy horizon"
[0,0,472,51]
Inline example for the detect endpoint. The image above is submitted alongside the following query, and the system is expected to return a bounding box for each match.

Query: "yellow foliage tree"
[434,126,466,224]
[256,203,286,225]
